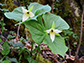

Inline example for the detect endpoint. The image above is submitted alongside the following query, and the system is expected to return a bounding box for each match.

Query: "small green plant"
[0,41,10,63]
[7,35,15,39]
[62,28,79,41]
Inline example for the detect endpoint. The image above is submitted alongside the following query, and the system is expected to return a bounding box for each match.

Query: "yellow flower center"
[26,11,30,16]
[50,29,55,34]
[51,29,53,32]
[27,11,30,14]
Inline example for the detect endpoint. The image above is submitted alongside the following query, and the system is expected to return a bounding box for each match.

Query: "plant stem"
[0,55,6,62]
[19,55,22,63]
[38,0,40,2]
[34,44,40,59]
[67,41,71,56]
[31,41,34,56]
[1,17,4,38]
[4,0,6,4]
[75,6,84,58]
[17,24,20,39]
[52,0,55,13]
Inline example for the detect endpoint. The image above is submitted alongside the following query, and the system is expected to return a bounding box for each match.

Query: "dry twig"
[75,5,84,60]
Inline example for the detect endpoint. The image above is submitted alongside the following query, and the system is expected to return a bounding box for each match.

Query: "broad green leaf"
[43,35,68,57]
[37,15,43,25]
[1,60,10,63]
[24,20,45,44]
[4,7,23,21]
[34,5,51,18]
[1,41,10,55]
[28,2,51,14]
[43,13,69,30]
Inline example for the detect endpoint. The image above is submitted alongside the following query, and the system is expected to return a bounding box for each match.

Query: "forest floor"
[0,27,84,63]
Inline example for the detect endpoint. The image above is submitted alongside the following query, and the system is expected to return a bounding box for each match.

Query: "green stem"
[17,24,20,39]
[19,55,22,63]
[38,0,40,2]
[0,55,6,62]
[1,17,4,38]
[31,41,34,56]
[34,44,40,59]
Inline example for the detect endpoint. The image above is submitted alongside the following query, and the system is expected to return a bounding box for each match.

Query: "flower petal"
[54,29,62,33]
[30,12,34,17]
[46,29,51,33]
[50,33,55,42]
[22,14,29,22]
[22,7,28,13]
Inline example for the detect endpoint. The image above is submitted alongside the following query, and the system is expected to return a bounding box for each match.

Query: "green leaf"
[7,35,15,39]
[43,35,68,57]
[1,60,10,63]
[0,8,9,12]
[13,42,24,47]
[37,15,43,25]
[28,2,51,14]
[7,58,18,63]
[24,20,45,44]
[27,57,38,63]
[4,7,23,21]
[6,56,18,63]
[1,41,10,55]
[0,39,2,43]
[8,41,13,45]
[18,48,24,55]
[43,13,69,30]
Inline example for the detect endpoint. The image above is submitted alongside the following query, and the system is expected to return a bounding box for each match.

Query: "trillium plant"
[4,2,69,57]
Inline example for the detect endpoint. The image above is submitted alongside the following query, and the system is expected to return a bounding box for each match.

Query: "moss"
[6,0,17,11]
[36,53,52,63]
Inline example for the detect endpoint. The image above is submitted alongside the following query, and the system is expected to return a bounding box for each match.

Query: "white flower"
[22,7,34,22]
[46,29,62,42]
